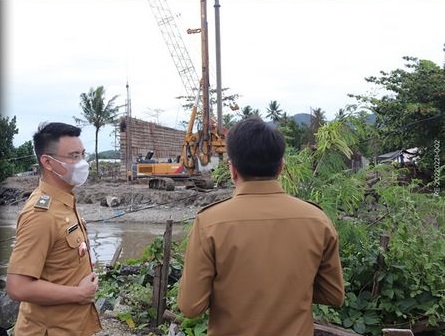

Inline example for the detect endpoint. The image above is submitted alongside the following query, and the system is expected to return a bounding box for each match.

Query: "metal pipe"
[199,0,212,168]
[214,0,223,136]
[201,0,210,143]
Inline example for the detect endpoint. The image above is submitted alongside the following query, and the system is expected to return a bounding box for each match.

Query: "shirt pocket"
[65,232,83,267]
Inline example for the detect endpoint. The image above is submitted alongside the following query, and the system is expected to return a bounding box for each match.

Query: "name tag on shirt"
[67,224,79,234]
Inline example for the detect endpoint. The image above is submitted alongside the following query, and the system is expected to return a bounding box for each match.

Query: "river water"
[0,217,185,277]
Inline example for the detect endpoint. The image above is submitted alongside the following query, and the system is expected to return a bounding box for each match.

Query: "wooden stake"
[155,219,173,325]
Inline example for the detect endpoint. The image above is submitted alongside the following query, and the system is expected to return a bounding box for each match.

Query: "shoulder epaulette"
[34,194,51,210]
[303,200,323,211]
[197,196,232,214]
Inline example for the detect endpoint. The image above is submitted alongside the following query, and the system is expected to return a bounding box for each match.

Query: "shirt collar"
[39,179,76,209]
[233,180,285,197]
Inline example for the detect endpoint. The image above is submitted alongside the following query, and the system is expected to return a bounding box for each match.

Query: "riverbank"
[0,175,234,223]
[0,176,233,335]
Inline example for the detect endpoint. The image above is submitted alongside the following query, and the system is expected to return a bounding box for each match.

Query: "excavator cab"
[136,151,156,163]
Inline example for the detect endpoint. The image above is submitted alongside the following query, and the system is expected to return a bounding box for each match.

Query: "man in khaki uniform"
[7,122,101,335]
[178,117,344,336]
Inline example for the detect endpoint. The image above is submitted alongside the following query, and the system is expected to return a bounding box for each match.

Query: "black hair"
[227,117,285,179]
[33,122,82,164]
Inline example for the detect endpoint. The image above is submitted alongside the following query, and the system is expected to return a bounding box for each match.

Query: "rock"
[112,296,132,316]
[119,265,141,276]
[95,298,114,314]
[106,196,121,207]
[0,292,19,331]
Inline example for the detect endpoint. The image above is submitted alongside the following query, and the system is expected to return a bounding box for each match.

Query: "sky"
[3,0,445,154]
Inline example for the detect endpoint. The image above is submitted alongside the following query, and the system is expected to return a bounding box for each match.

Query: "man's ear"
[40,155,53,172]
[277,159,285,176]
[229,161,237,182]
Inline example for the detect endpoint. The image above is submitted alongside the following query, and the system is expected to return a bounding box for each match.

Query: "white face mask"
[49,156,89,186]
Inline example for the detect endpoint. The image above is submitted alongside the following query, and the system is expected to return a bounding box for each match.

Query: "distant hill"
[292,113,312,126]
[267,113,313,128]
[90,150,120,160]
[269,112,376,127]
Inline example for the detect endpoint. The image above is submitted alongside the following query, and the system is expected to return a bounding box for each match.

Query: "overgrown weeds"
[98,134,444,335]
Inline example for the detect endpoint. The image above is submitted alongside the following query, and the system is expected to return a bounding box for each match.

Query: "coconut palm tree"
[309,107,326,145]
[75,86,119,177]
[223,113,236,128]
[266,100,283,123]
[237,105,261,121]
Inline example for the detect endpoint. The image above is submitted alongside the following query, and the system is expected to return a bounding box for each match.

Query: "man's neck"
[41,172,74,193]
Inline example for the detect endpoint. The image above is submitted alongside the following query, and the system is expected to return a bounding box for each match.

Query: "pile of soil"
[0,176,234,224]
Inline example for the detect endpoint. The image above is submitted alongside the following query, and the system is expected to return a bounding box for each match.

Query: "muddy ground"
[0,175,233,336]
[0,175,234,223]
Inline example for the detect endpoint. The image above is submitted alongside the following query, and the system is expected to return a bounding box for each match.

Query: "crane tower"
[147,0,200,99]
[147,0,224,173]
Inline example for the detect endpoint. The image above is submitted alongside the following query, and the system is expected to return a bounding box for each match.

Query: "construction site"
[118,117,186,174]
[115,0,233,190]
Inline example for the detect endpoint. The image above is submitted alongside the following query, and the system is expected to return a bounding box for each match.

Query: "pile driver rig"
[127,0,230,189]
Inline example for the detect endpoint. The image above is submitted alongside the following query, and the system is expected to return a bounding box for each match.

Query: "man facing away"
[6,122,101,335]
[178,117,344,336]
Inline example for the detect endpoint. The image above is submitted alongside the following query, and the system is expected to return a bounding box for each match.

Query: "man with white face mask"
[6,122,101,335]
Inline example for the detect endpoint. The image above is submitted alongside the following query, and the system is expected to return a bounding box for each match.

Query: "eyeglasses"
[47,152,86,162]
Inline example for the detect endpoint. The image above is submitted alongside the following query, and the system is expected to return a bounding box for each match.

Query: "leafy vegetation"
[98,111,444,335]
[276,104,445,334]
[350,56,445,181]
[0,116,36,181]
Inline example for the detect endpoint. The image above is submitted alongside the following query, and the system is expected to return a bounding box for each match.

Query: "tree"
[144,107,164,124]
[0,116,19,181]
[334,105,378,164]
[278,119,310,150]
[312,120,357,176]
[178,87,239,121]
[14,141,37,173]
[351,55,445,180]
[265,100,283,122]
[309,107,326,145]
[76,86,119,177]
[208,88,239,113]
[236,105,261,121]
[222,113,236,128]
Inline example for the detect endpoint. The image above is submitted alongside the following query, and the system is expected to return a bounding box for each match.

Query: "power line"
[0,154,36,162]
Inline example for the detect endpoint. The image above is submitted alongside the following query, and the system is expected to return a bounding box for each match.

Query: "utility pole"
[125,82,132,175]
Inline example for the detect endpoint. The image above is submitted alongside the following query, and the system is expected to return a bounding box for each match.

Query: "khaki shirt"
[7,179,101,336]
[178,180,344,336]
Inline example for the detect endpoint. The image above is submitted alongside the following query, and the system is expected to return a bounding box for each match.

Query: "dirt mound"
[0,176,234,220]
[0,176,39,205]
